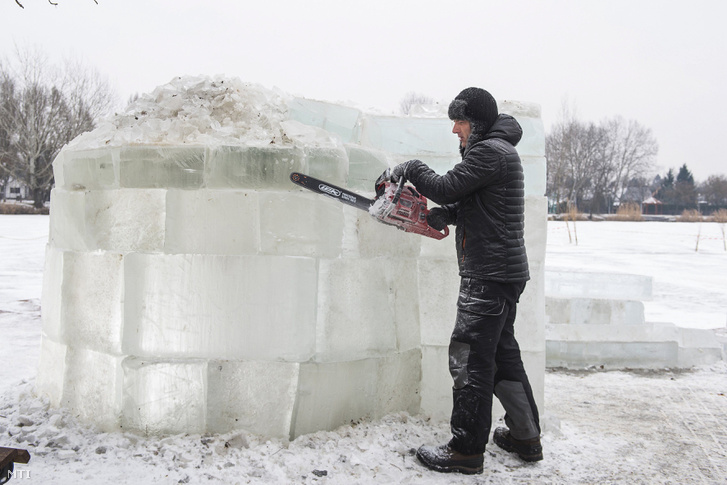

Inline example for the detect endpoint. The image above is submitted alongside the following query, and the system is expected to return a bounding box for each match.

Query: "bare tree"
[126,92,140,108]
[0,47,115,207]
[0,71,17,201]
[700,174,727,207]
[58,57,115,138]
[546,100,659,214]
[545,101,576,211]
[601,117,658,206]
[546,101,606,211]
[586,126,616,214]
[399,92,436,116]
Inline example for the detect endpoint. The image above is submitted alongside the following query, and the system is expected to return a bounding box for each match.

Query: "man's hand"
[427,207,451,231]
[390,159,422,183]
[390,162,407,183]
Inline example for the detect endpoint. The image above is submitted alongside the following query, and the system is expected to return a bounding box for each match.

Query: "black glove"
[427,207,450,231]
[391,159,423,183]
[390,163,407,183]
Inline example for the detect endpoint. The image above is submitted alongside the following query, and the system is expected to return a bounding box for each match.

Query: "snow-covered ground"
[1,215,726,484]
[546,219,727,330]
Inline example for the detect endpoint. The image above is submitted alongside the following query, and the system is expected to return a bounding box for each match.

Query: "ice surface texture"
[39,75,547,438]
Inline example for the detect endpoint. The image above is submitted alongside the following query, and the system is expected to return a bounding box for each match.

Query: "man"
[389,87,542,474]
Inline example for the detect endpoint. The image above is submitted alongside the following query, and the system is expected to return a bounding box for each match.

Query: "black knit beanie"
[448,87,498,134]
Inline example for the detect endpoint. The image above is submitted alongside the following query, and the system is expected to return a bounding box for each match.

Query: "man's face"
[452,119,472,148]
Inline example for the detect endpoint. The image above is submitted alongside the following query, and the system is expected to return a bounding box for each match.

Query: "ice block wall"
[38,76,546,439]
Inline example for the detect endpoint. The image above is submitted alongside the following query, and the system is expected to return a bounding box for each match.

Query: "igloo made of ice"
[38,76,547,439]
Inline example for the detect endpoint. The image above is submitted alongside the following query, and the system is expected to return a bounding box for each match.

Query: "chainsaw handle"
[391,176,406,205]
[425,224,449,240]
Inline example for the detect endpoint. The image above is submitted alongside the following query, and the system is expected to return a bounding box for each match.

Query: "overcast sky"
[2,0,725,181]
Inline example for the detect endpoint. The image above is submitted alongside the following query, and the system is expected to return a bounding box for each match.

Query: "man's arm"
[396,145,502,205]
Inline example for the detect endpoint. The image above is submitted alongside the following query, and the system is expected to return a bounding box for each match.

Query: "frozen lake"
[546,219,727,330]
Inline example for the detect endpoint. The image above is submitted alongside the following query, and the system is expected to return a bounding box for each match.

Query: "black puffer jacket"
[404,114,529,283]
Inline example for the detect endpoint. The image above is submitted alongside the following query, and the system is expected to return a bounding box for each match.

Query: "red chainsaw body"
[370,180,449,240]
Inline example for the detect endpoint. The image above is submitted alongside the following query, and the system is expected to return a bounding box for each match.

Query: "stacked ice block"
[544,271,724,368]
[38,77,547,438]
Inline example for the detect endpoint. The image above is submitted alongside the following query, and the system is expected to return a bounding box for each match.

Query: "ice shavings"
[368,182,396,218]
[67,75,293,149]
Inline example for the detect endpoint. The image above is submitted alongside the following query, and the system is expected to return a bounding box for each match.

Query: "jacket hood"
[483,114,522,147]
[461,114,522,156]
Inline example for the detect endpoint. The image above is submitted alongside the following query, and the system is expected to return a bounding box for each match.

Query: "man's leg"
[492,301,540,440]
[416,278,510,474]
[448,278,513,455]
[492,287,542,461]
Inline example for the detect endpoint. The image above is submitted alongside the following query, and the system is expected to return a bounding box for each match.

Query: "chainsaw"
[289,171,449,240]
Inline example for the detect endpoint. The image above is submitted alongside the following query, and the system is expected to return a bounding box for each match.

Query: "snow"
[66,76,293,149]
[1,215,726,483]
[61,75,385,151]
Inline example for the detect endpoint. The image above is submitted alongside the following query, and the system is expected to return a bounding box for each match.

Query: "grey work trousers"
[448,277,540,455]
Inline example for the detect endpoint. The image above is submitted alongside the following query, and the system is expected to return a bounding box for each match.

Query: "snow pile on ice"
[67,75,308,148]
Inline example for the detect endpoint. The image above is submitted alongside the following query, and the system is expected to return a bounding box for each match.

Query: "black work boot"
[493,427,543,462]
[416,444,484,475]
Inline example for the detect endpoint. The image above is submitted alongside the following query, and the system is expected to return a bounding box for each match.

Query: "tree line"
[0,48,115,208]
[651,165,727,215]
[546,106,727,215]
